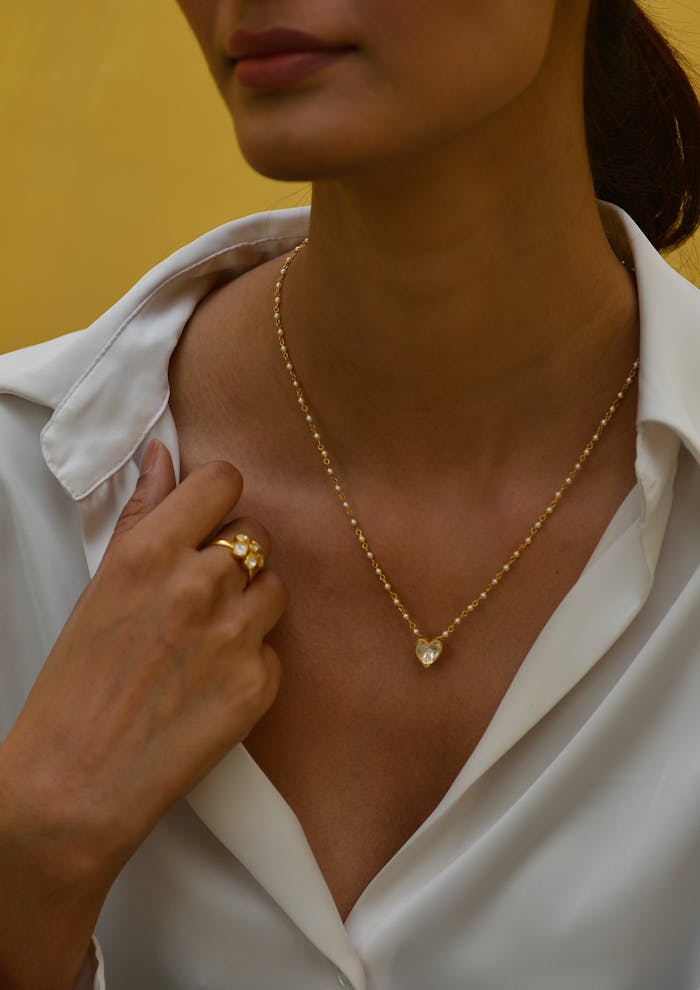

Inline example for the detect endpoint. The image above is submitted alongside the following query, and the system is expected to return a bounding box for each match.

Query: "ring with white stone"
[210,534,265,585]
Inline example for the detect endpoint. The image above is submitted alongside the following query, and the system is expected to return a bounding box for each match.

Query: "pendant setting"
[415,638,443,668]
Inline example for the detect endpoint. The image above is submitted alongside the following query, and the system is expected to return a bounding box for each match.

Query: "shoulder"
[0,210,310,499]
[0,208,310,414]
[168,251,287,439]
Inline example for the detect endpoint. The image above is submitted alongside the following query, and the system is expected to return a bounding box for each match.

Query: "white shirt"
[2,205,700,990]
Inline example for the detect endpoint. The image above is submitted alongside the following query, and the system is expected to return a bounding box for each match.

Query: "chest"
[177,425,631,919]
[166,272,639,917]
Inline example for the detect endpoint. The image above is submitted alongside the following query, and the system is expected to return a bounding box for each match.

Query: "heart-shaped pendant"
[415,638,443,668]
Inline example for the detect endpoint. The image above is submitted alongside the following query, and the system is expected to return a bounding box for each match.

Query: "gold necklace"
[274,238,639,668]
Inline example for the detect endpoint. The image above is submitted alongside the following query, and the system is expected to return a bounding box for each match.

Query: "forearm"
[0,754,107,990]
[0,452,284,988]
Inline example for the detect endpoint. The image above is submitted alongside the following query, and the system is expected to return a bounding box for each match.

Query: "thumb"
[111,439,177,540]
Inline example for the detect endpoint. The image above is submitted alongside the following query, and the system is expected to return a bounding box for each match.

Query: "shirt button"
[336,970,354,989]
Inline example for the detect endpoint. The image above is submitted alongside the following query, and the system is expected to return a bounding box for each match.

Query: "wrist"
[0,738,118,897]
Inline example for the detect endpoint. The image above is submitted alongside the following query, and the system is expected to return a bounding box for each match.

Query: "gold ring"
[210,533,264,585]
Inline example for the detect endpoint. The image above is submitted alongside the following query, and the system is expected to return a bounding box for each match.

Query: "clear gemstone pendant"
[273,240,640,674]
[415,638,443,668]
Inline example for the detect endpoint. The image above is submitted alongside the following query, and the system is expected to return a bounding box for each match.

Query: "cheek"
[368,0,559,119]
[175,0,221,47]
[205,0,562,182]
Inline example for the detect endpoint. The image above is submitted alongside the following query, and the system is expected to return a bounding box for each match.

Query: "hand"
[0,440,288,989]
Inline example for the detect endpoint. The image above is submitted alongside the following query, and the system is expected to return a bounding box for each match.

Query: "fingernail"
[141,439,160,474]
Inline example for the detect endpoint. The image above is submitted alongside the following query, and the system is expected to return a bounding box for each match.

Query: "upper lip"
[228,27,351,60]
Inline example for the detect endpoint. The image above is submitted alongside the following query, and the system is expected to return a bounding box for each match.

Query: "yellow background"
[1,0,699,353]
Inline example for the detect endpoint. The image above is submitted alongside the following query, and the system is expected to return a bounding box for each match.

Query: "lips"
[228,27,355,91]
[229,27,352,61]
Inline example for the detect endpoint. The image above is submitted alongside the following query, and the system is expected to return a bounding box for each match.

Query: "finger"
[111,440,177,541]
[200,541,249,592]
[137,460,244,548]
[243,570,289,639]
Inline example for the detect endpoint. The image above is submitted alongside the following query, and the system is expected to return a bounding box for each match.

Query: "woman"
[1,1,700,987]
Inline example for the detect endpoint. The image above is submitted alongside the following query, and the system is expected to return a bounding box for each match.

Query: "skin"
[173,0,639,562]
[0,447,287,989]
[169,0,639,919]
[0,1,640,985]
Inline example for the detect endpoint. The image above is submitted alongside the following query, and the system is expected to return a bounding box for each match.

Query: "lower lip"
[234,50,350,91]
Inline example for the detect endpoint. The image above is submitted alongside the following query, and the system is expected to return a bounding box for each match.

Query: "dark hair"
[584,0,700,251]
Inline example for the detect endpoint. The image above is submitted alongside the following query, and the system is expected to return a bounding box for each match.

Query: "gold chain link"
[274,238,639,660]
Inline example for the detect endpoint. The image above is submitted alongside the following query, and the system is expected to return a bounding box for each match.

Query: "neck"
[276,53,639,485]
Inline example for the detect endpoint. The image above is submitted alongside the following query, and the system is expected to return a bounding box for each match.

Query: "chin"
[232,114,386,183]
[235,140,325,182]
[236,143,361,183]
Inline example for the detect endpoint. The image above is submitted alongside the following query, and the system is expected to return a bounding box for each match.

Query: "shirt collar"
[618,207,700,528]
[6,204,699,506]
[38,208,309,500]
